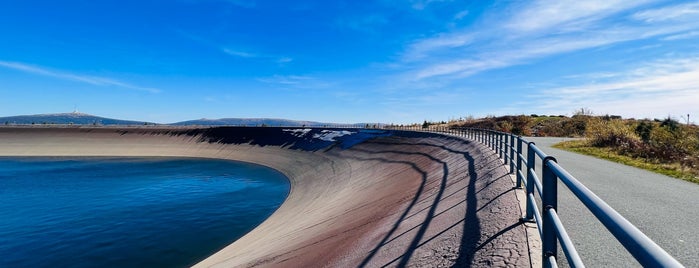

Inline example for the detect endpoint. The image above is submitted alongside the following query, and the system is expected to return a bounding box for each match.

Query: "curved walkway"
[0,127,533,267]
[527,137,698,267]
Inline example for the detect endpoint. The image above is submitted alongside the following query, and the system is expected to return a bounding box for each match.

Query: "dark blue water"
[0,157,289,268]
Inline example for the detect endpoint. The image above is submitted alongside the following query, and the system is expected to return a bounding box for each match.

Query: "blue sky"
[1,0,698,124]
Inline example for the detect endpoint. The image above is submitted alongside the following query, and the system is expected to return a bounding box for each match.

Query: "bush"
[635,121,653,143]
[647,126,696,162]
[585,118,641,153]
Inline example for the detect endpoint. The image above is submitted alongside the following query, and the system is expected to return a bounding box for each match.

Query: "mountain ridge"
[0,113,379,127]
[0,113,154,126]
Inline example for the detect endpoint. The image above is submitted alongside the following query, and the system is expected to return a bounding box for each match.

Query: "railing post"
[485,130,489,148]
[509,134,515,174]
[493,132,498,155]
[498,133,504,159]
[486,130,490,148]
[487,130,491,149]
[500,133,504,159]
[542,156,559,267]
[516,137,523,188]
[525,142,536,221]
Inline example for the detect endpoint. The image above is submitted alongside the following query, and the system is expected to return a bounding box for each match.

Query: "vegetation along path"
[527,137,698,267]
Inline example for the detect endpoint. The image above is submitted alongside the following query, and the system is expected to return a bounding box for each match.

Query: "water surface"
[0,157,289,267]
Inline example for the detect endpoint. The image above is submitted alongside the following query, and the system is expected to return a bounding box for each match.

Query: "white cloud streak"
[222,48,292,64]
[522,57,699,119]
[505,0,653,33]
[410,0,452,10]
[257,75,332,89]
[399,0,699,81]
[662,30,699,40]
[0,61,160,93]
[632,2,699,22]
[222,48,257,58]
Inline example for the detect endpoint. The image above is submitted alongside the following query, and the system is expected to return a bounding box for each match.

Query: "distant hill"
[171,118,353,127]
[0,113,154,126]
[0,113,382,128]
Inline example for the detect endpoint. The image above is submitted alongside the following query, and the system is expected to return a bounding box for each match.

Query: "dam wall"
[0,126,533,267]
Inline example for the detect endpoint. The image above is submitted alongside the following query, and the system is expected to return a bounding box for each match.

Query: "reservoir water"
[0,157,290,267]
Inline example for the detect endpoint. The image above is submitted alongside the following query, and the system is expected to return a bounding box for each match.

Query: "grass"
[553,140,699,184]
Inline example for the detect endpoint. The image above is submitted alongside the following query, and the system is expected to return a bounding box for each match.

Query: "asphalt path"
[525,137,698,267]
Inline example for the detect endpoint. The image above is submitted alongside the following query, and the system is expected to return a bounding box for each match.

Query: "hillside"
[0,113,153,126]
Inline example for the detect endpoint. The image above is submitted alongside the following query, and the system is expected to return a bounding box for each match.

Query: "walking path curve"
[527,137,698,267]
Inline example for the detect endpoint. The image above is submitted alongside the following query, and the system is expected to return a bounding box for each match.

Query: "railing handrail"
[384,126,684,268]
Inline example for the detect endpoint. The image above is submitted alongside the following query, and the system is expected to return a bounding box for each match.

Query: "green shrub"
[635,121,654,143]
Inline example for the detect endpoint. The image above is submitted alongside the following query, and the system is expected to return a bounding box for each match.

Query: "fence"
[386,125,683,268]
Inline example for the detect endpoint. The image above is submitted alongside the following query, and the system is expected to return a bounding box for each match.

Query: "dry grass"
[554,140,699,184]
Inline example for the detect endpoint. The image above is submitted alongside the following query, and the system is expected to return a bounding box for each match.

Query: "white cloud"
[0,60,160,93]
[222,48,257,58]
[409,31,640,80]
[522,57,699,119]
[256,75,333,90]
[662,30,699,41]
[257,75,314,85]
[453,10,469,20]
[505,0,652,33]
[632,2,699,22]
[222,48,292,64]
[277,57,293,64]
[410,0,452,10]
[398,0,699,81]
[403,32,473,61]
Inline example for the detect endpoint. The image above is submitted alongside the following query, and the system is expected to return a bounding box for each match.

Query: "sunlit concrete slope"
[0,126,532,267]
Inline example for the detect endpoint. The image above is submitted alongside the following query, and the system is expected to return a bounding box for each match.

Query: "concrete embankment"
[0,126,533,267]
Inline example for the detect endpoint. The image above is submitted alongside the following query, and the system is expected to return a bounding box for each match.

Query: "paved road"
[525,137,698,267]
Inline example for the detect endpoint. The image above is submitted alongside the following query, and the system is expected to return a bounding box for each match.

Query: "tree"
[660,117,680,132]
[573,107,594,116]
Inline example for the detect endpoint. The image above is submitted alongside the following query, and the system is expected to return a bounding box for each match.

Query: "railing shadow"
[346,137,492,267]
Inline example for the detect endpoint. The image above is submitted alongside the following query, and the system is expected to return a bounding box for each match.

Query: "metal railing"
[386,125,683,268]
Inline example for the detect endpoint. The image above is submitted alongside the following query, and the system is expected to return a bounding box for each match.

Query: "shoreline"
[0,126,532,267]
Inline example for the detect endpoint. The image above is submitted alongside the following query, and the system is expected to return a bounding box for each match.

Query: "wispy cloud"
[403,32,473,61]
[410,0,452,10]
[257,74,332,89]
[223,48,293,64]
[176,30,292,64]
[222,48,257,58]
[662,31,699,40]
[504,0,652,33]
[632,2,699,22]
[453,10,469,20]
[520,56,699,118]
[397,0,699,81]
[0,60,160,93]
